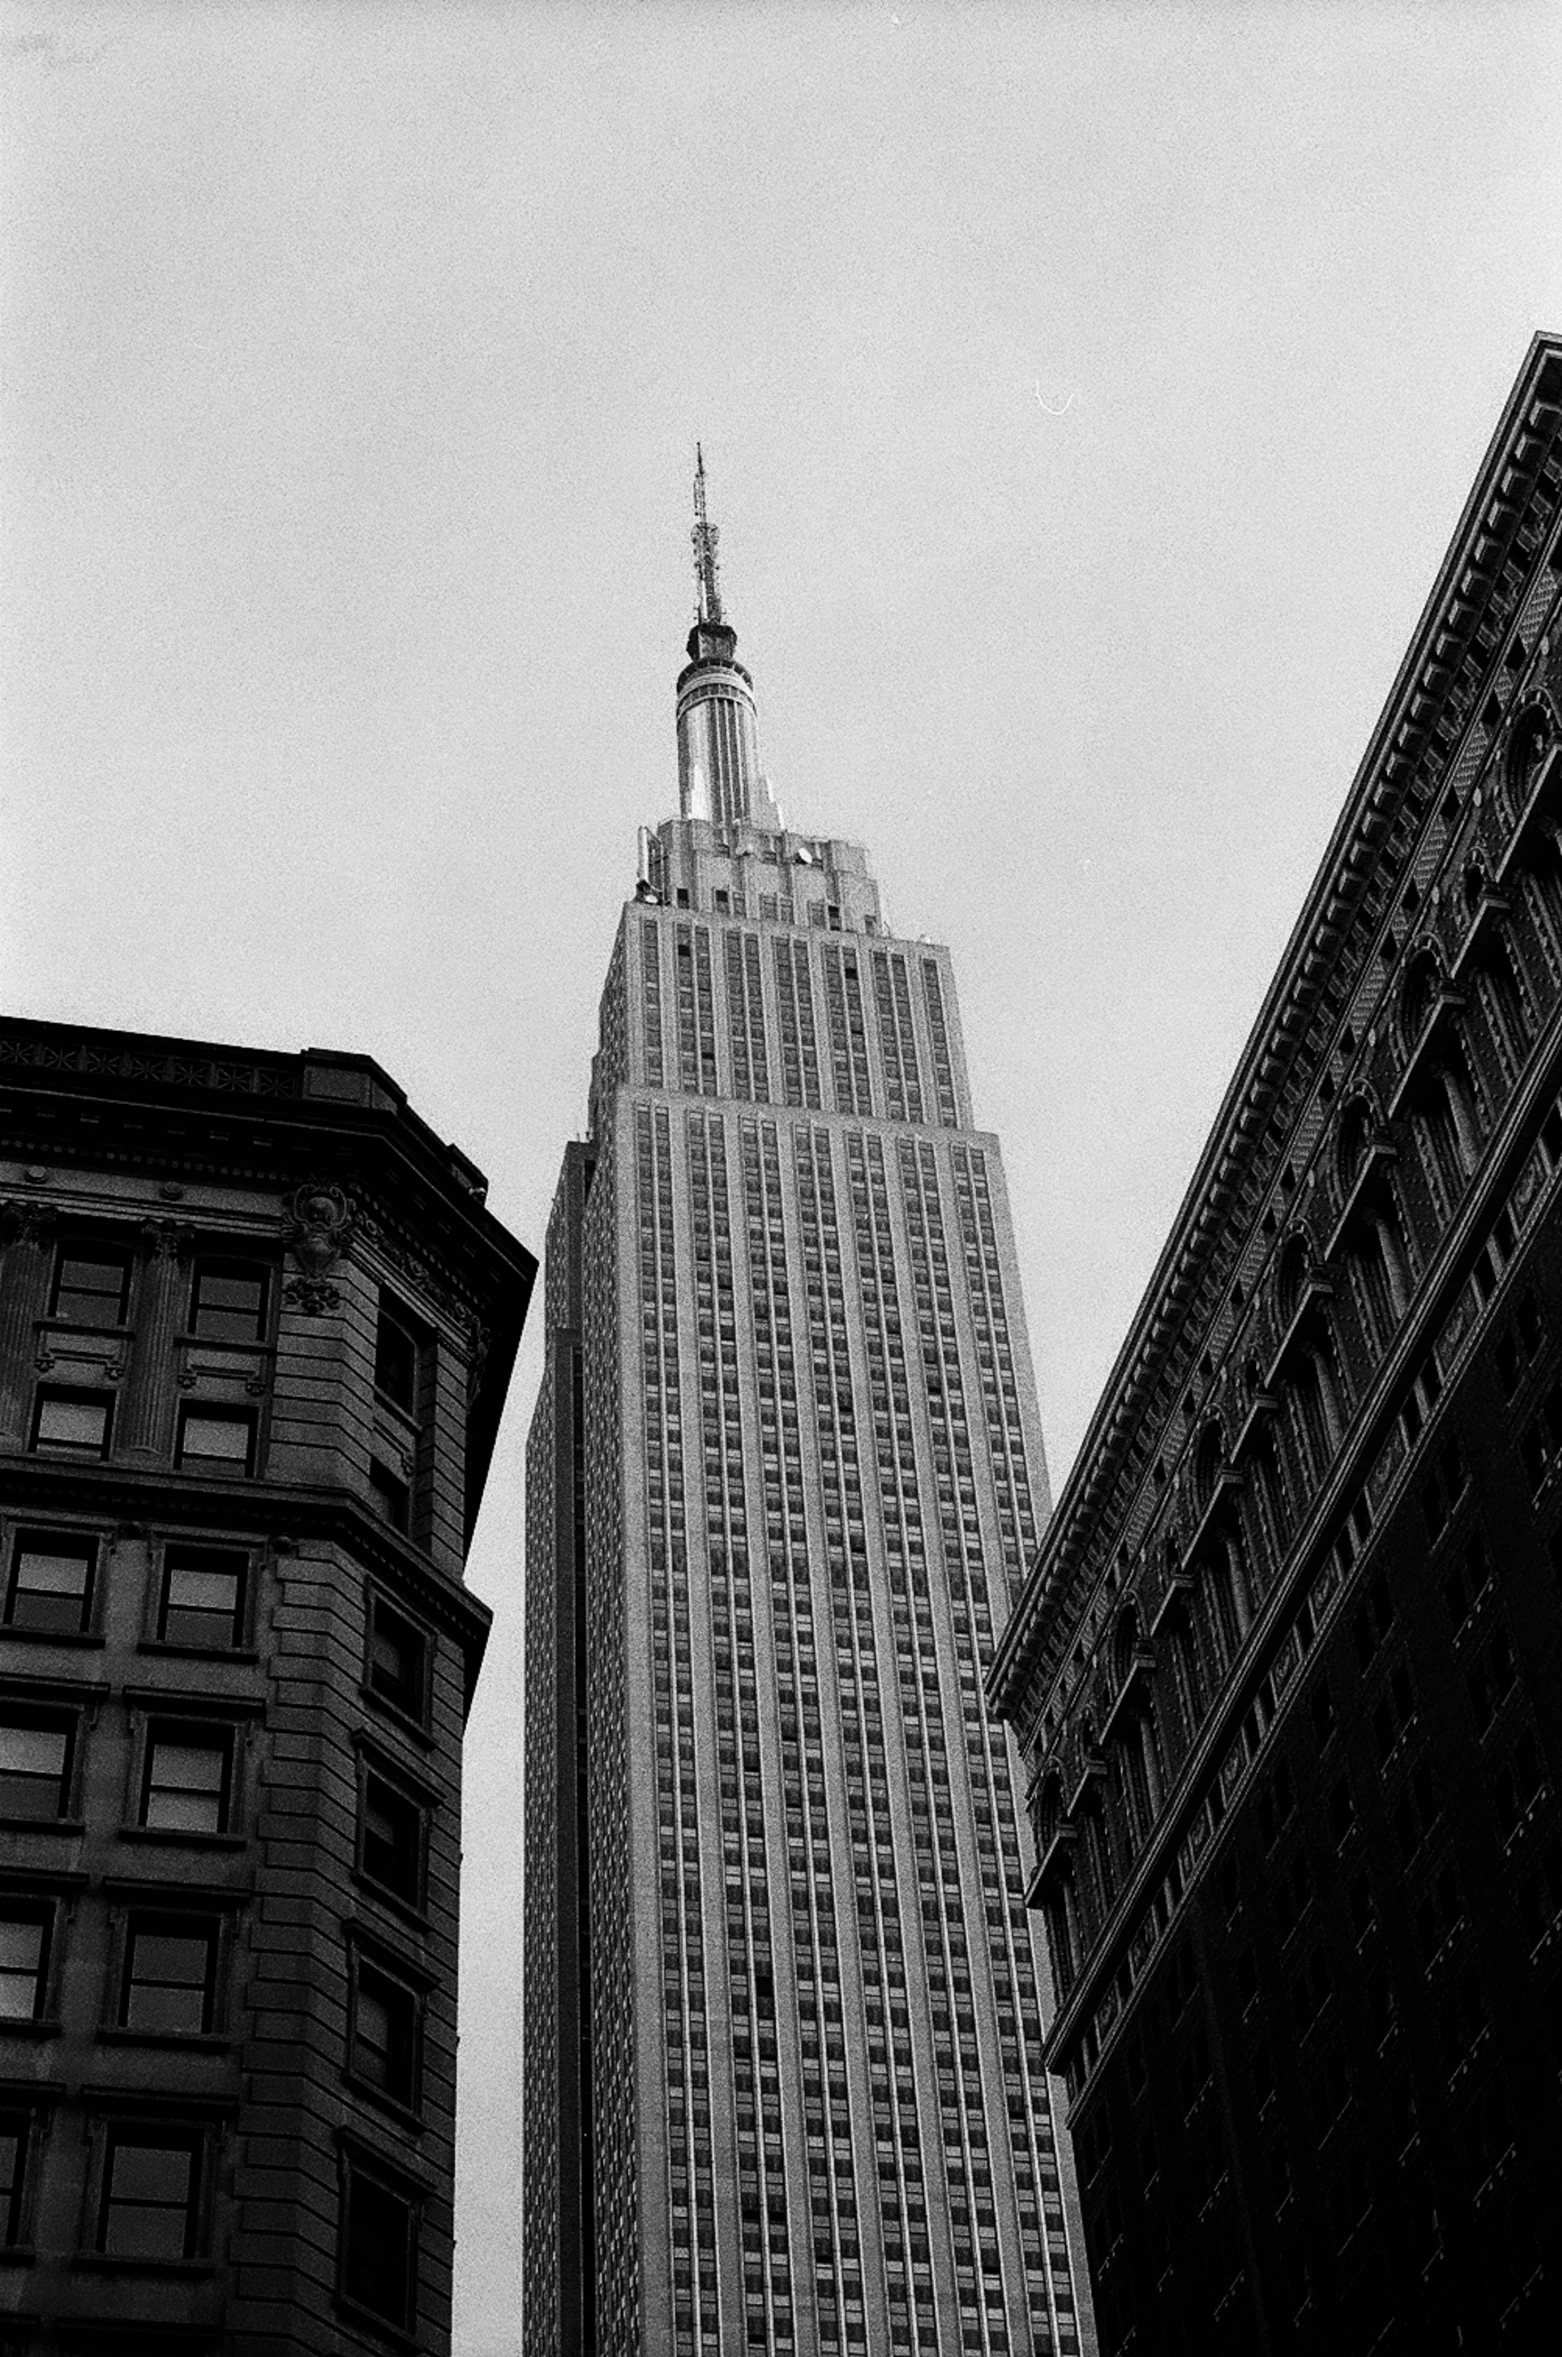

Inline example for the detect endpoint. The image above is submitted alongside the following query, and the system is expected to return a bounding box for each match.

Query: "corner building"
[523,475,1096,2357]
[0,1019,533,2355]
[990,335,1562,2353]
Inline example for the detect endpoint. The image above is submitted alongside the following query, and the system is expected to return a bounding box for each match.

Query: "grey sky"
[4,4,1561,2350]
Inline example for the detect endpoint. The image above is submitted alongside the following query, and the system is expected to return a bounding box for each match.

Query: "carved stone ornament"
[284,1183,355,1277]
[0,1198,58,1247]
[140,1217,194,1262]
[283,1275,343,1318]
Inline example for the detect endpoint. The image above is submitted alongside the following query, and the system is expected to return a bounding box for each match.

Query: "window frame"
[364,1591,430,1729]
[49,1244,133,1331]
[95,2123,207,2264]
[153,1541,249,1652]
[0,2108,35,2249]
[346,1940,425,2116]
[338,2143,422,2336]
[138,1722,235,1841]
[0,1709,78,1824]
[174,1405,257,1479]
[0,1900,55,2025]
[187,1256,272,1344]
[117,1911,223,2039]
[357,1761,427,1915]
[4,1527,99,1636]
[31,1387,113,1461]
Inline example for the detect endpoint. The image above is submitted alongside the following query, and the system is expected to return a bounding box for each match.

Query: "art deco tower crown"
[675,446,783,831]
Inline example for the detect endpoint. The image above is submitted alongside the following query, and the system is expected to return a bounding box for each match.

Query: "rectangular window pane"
[7,1538,94,1633]
[144,1738,229,1834]
[368,1460,410,1533]
[0,1915,48,2020]
[0,2116,27,2245]
[343,2167,415,2326]
[368,1600,426,1718]
[352,1962,419,2105]
[374,1302,419,1411]
[361,1776,421,1904]
[123,1919,216,2034]
[52,1251,130,1328]
[102,2138,196,2259]
[190,1260,269,1341]
[177,1413,253,1474]
[33,1393,111,1457]
[159,1547,244,1647]
[0,1722,71,1819]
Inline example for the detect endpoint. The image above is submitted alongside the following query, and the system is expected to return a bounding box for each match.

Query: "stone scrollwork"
[283,1276,343,1318]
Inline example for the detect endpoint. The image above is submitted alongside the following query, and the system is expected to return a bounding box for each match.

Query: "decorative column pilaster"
[0,1201,57,1450]
[118,1220,193,1464]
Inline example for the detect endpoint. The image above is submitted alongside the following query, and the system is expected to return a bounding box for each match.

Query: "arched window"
[1508,703,1552,803]
[1045,1869,1080,1995]
[1400,949,1442,1050]
[1112,1604,1140,1688]
[1037,1771,1062,1855]
[1191,1422,1224,1513]
[1335,1096,1374,1194]
[1247,1430,1287,1572]
[1477,929,1532,1083]
[1166,1605,1202,1749]
[1275,1234,1309,1327]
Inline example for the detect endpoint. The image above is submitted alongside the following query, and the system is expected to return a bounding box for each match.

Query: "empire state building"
[522,458,1096,2357]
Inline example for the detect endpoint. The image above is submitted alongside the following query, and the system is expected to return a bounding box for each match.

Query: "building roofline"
[991,330,1562,1709]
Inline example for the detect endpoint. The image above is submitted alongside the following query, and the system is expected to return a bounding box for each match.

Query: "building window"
[141,1728,232,1836]
[51,1248,132,1329]
[0,2114,30,2247]
[5,1532,96,1634]
[157,1544,246,1648]
[349,1952,422,2109]
[368,1458,411,1534]
[374,1295,423,1413]
[176,1408,255,1477]
[120,1915,219,2034]
[360,1771,424,1908]
[32,1389,111,1459]
[98,2131,201,2260]
[340,2152,418,2330]
[0,1716,74,1820]
[367,1595,428,1723]
[189,1258,270,1342]
[0,1908,51,2020]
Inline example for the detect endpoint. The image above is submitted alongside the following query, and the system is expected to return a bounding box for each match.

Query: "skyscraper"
[523,460,1095,2357]
[989,334,1562,2352]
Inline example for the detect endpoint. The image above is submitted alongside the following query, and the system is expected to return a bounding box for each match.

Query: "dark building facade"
[988,334,1562,2354]
[522,464,1095,2357]
[0,1018,533,2356]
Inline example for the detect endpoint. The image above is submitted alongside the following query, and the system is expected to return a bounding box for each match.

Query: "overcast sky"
[4,4,1562,2351]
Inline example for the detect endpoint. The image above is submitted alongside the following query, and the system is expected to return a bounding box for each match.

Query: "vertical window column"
[118,1221,192,1462]
[0,1205,56,1450]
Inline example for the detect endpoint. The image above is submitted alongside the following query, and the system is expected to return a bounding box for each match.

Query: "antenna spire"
[692,442,724,625]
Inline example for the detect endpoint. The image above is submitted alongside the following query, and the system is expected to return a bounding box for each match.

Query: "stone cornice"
[990,331,1562,1718]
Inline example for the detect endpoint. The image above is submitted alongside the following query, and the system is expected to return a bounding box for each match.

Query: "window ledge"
[97,2027,232,2053]
[117,1826,247,1853]
[0,2246,38,2267]
[0,1817,85,1838]
[351,1873,431,1933]
[73,2252,216,2277]
[333,2292,420,2352]
[343,2070,427,2135]
[0,2016,63,2040]
[359,1686,434,1751]
[0,1627,105,1649]
[137,1641,260,1665]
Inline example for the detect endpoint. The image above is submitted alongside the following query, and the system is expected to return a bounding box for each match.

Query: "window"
[51,1248,131,1328]
[5,1532,95,1634]
[32,1389,111,1458]
[99,2131,200,2260]
[367,1596,427,1722]
[375,1297,422,1413]
[368,1458,411,1534]
[158,1545,245,1648]
[120,1915,219,2034]
[0,1715,73,1820]
[142,1729,231,1835]
[350,1953,422,2108]
[341,2154,418,2329]
[176,1408,254,1477]
[189,1258,269,1342]
[360,1771,423,1907]
[0,2114,29,2246]
[0,1908,51,2019]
